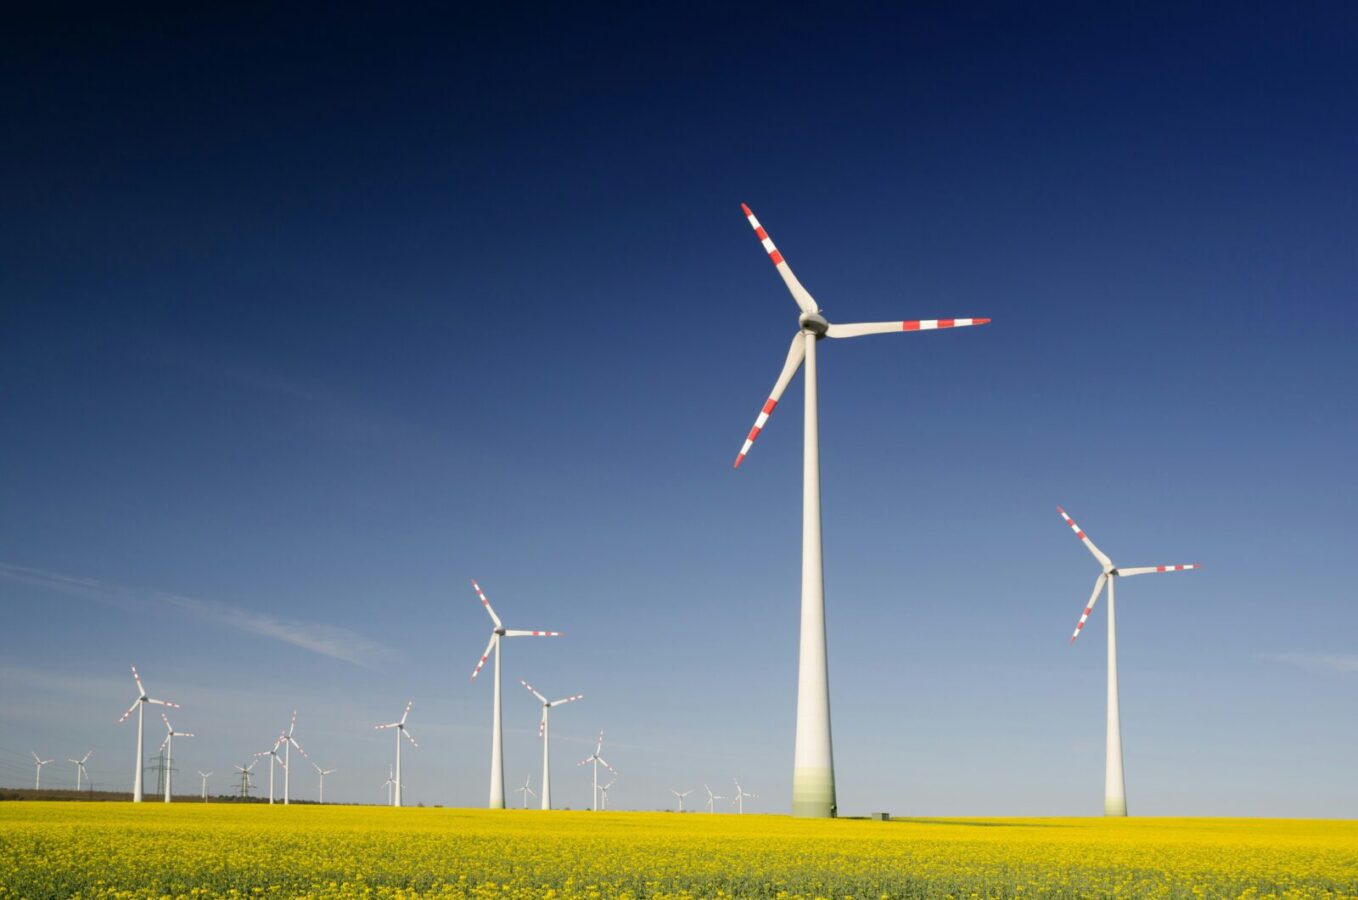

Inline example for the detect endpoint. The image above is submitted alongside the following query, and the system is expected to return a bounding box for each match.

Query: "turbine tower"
[1058,506,1200,816]
[469,579,562,809]
[68,751,92,792]
[669,788,692,812]
[598,776,616,810]
[733,203,991,817]
[374,701,416,807]
[731,778,757,814]
[31,752,53,790]
[382,765,395,806]
[520,679,582,810]
[158,713,193,802]
[117,665,178,802]
[253,735,286,804]
[279,709,307,805]
[514,773,536,809]
[576,730,615,812]
[197,771,212,801]
[703,783,724,813]
[311,760,337,804]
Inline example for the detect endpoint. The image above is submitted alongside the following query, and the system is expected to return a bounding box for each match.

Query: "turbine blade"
[1057,507,1114,569]
[402,729,418,748]
[471,580,503,629]
[288,709,297,737]
[1070,573,1108,644]
[734,331,806,469]
[503,629,562,637]
[578,756,594,766]
[1116,564,1201,577]
[826,318,991,338]
[146,698,179,708]
[538,710,546,738]
[520,680,548,704]
[595,730,603,755]
[374,722,399,730]
[471,632,497,681]
[740,203,818,313]
[118,700,139,723]
[549,694,583,706]
[400,700,412,724]
[130,665,146,696]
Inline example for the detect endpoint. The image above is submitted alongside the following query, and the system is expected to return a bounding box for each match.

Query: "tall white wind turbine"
[117,665,179,802]
[159,713,193,802]
[374,701,416,807]
[577,730,615,812]
[469,579,562,809]
[731,778,757,814]
[669,788,692,812]
[31,752,53,790]
[254,735,286,804]
[1058,506,1200,816]
[68,751,92,792]
[733,203,991,817]
[703,783,724,813]
[520,680,582,810]
[197,771,212,801]
[514,773,537,809]
[311,760,337,804]
[279,709,308,805]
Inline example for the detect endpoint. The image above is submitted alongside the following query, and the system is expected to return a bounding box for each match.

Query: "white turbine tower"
[311,760,337,804]
[382,765,395,806]
[669,788,692,812]
[117,665,179,802]
[514,773,537,809]
[279,710,308,805]
[598,776,616,810]
[31,752,53,790]
[374,701,416,807]
[159,713,193,802]
[520,680,582,810]
[731,778,756,814]
[1058,505,1200,816]
[576,730,615,812]
[68,751,92,792]
[197,771,212,801]
[469,579,562,810]
[703,783,724,813]
[253,735,286,804]
[732,203,991,817]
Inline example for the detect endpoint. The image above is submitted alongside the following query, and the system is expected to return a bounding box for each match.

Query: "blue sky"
[1,5,1354,815]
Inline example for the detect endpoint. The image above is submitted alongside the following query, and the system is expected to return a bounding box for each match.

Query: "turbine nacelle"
[798,312,829,335]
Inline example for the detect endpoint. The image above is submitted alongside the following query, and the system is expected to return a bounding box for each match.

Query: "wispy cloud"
[0,563,393,670]
[1260,652,1358,674]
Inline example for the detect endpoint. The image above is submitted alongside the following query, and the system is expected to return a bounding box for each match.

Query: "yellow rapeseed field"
[0,803,1354,898]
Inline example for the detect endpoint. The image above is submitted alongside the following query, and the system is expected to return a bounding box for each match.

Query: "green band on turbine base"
[792,768,837,818]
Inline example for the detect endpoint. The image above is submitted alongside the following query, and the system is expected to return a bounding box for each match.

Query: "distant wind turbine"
[117,665,178,802]
[520,680,582,810]
[159,713,193,802]
[374,701,416,807]
[253,735,286,804]
[382,765,395,806]
[197,771,212,801]
[469,579,562,809]
[669,788,692,812]
[68,751,92,792]
[732,203,991,817]
[577,730,615,812]
[311,760,337,804]
[703,783,724,813]
[598,776,616,810]
[280,709,307,805]
[31,752,53,790]
[1058,506,1200,816]
[514,773,536,809]
[731,778,756,814]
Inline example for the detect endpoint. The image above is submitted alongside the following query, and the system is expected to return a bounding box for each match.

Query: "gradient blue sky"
[2,5,1354,815]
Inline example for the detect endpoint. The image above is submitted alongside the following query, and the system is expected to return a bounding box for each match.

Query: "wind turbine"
[669,788,692,812]
[1058,505,1200,816]
[374,701,416,807]
[598,776,616,810]
[732,203,991,818]
[159,713,193,802]
[703,783,724,813]
[519,679,582,810]
[731,778,756,814]
[253,735,286,804]
[68,751,92,792]
[279,709,308,805]
[576,730,615,812]
[382,765,395,806]
[117,665,179,802]
[31,752,53,790]
[233,760,257,799]
[469,579,562,810]
[311,760,337,804]
[197,771,212,801]
[514,773,537,809]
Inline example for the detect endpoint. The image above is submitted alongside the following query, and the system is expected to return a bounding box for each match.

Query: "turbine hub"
[495,628,506,636]
[799,312,829,335]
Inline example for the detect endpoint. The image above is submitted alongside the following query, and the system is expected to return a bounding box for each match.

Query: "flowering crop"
[1,803,1354,897]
